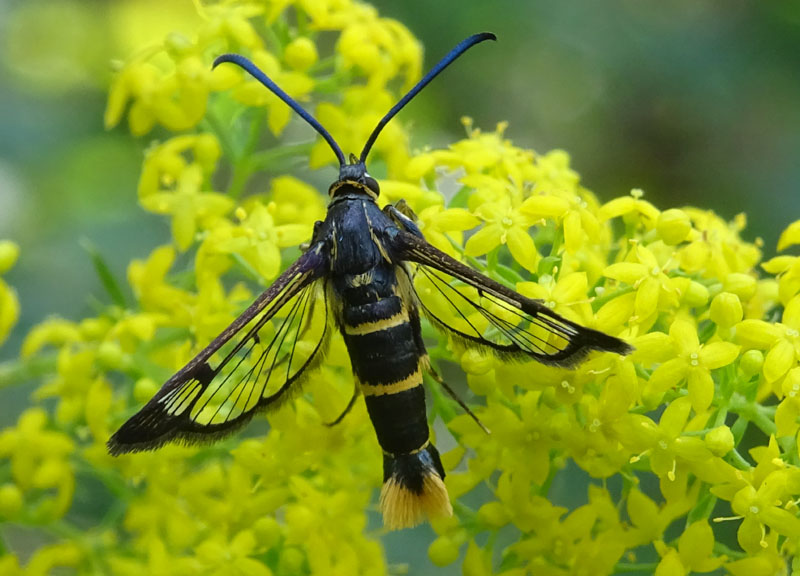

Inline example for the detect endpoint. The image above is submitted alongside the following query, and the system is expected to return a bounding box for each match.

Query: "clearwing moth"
[108,33,633,530]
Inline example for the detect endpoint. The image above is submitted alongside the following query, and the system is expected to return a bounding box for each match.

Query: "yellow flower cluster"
[2,1,800,575]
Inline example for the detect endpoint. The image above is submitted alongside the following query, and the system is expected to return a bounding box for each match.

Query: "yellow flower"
[521,190,602,254]
[731,469,800,552]
[653,521,725,574]
[517,271,593,324]
[599,188,660,229]
[415,205,480,257]
[736,294,800,383]
[140,164,234,251]
[604,244,679,328]
[0,409,75,520]
[617,397,712,481]
[464,196,539,272]
[643,318,740,411]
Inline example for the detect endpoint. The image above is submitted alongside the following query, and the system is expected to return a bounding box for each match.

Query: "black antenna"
[359,32,496,164]
[213,54,347,167]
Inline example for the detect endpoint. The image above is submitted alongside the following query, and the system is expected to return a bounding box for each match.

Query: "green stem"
[202,110,237,164]
[228,157,253,201]
[712,406,728,428]
[249,141,315,172]
[227,112,266,200]
[713,541,747,560]
[0,354,58,390]
[727,448,752,470]
[728,398,776,436]
[592,285,633,310]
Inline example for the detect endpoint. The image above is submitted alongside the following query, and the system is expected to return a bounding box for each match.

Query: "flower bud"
[657,209,691,245]
[461,349,493,375]
[429,536,460,566]
[195,133,221,167]
[284,37,318,71]
[738,349,764,378]
[477,501,509,528]
[253,517,281,549]
[133,377,159,403]
[96,341,124,369]
[0,241,20,274]
[709,292,743,329]
[724,273,757,300]
[0,484,23,518]
[683,280,709,307]
[705,426,734,456]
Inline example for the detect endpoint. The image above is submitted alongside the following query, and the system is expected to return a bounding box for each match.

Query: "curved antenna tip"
[211,53,346,166]
[212,54,235,69]
[359,32,497,164]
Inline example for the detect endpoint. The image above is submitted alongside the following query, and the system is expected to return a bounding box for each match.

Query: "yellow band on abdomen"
[360,367,422,396]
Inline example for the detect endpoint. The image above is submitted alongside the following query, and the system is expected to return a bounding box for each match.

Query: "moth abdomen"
[334,250,451,529]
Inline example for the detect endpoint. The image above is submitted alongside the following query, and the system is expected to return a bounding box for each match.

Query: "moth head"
[329,156,380,199]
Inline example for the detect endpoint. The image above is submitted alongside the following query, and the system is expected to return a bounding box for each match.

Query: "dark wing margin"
[386,228,632,367]
[108,243,330,455]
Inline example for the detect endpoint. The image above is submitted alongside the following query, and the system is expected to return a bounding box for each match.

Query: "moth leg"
[323,379,360,427]
[384,201,424,239]
[425,362,490,435]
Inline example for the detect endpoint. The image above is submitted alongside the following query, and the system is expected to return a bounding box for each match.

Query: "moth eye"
[364,176,380,196]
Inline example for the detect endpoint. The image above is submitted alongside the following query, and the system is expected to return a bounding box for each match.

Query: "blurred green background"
[0,1,797,572]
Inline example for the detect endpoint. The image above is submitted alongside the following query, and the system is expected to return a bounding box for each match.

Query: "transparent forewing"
[161,281,329,427]
[389,229,632,367]
[108,244,330,454]
[412,266,577,361]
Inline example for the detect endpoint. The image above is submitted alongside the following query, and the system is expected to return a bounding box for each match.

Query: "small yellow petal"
[599,196,635,220]
[464,224,503,257]
[655,550,686,576]
[604,262,648,285]
[735,320,782,348]
[563,210,583,253]
[520,195,569,219]
[635,277,660,320]
[687,368,714,412]
[506,227,537,272]
[434,208,480,231]
[784,294,800,328]
[647,358,688,398]
[699,342,740,369]
[777,219,800,251]
[556,272,588,304]
[670,318,700,353]
[763,339,795,382]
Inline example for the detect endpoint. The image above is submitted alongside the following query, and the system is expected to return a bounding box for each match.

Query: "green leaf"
[81,239,127,308]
